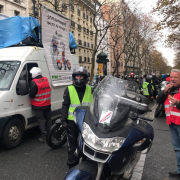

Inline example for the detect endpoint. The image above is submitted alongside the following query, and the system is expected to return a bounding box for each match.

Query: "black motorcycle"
[155,81,169,117]
[46,119,67,149]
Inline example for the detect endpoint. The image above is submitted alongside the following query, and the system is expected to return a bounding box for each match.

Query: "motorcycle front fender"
[64,168,91,180]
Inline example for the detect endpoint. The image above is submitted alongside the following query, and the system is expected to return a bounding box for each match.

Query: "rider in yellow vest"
[61,67,92,169]
[143,77,154,102]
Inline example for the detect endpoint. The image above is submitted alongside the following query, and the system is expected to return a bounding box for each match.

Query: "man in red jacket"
[162,69,180,177]
[29,67,52,143]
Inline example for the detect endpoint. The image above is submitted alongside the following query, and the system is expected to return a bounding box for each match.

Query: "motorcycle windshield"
[90,75,130,128]
[126,80,139,93]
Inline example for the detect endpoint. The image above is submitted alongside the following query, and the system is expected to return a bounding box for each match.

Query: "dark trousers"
[67,120,79,168]
[35,108,52,136]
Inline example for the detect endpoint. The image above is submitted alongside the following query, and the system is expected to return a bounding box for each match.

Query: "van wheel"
[57,62,62,70]
[1,118,24,149]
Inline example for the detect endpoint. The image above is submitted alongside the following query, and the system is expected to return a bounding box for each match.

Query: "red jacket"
[164,89,180,125]
[31,77,51,107]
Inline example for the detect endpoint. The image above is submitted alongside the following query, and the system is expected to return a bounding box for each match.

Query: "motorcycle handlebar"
[138,116,153,122]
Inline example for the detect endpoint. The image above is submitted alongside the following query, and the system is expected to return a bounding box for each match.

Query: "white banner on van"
[41,5,73,86]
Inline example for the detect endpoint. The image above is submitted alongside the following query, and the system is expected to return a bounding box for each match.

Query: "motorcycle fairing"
[107,146,136,173]
[121,127,148,147]
[106,127,149,172]
[64,168,91,180]
[145,122,154,141]
[77,133,83,153]
[83,108,134,138]
[74,107,87,131]
[75,107,88,153]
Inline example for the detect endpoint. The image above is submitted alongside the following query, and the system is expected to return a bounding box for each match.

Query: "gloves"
[61,120,69,129]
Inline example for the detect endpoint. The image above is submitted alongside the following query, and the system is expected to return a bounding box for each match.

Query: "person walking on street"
[29,67,52,143]
[159,69,180,177]
[142,77,154,102]
[60,67,92,169]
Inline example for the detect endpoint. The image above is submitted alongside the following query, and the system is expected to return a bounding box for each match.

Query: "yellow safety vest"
[143,82,149,96]
[67,85,92,120]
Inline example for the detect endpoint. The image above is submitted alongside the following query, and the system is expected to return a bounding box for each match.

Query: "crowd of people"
[95,72,170,103]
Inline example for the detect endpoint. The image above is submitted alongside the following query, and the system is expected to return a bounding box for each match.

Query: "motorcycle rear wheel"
[155,104,163,117]
[46,124,67,149]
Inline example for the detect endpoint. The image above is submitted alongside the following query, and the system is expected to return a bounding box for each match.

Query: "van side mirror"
[19,80,29,96]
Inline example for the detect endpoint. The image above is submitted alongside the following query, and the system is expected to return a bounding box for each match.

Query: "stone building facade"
[0,0,28,17]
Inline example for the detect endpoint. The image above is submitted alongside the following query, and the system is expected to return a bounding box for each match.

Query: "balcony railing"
[84,41,86,47]
[78,9,80,16]
[78,24,81,30]
[78,39,82,45]
[84,57,86,62]
[71,20,75,28]
[79,56,82,63]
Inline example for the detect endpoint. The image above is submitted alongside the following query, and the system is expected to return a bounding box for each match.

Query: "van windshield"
[0,61,21,90]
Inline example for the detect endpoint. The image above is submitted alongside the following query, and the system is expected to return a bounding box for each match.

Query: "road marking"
[131,103,156,180]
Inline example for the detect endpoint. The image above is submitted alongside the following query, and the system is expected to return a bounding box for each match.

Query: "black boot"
[169,171,180,177]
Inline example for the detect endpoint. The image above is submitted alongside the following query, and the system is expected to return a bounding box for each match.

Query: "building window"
[84,50,86,62]
[0,5,3,13]
[90,17,92,23]
[14,10,20,16]
[83,12,85,19]
[79,49,81,56]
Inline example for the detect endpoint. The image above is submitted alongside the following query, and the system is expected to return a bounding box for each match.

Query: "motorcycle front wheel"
[46,124,67,149]
[155,104,163,117]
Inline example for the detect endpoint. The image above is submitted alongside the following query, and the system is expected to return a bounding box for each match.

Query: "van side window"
[16,63,38,95]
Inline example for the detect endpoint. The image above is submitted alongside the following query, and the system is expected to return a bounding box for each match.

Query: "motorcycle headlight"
[82,122,125,153]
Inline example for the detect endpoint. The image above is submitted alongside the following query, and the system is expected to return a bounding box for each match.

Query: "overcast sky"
[137,0,175,66]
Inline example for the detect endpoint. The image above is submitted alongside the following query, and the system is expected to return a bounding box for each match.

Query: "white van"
[0,46,79,149]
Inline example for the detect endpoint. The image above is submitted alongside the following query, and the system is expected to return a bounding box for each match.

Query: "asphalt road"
[0,101,179,180]
[0,128,69,180]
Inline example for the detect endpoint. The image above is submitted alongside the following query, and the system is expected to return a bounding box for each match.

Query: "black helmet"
[146,77,151,83]
[72,67,89,87]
